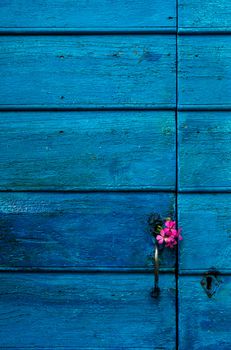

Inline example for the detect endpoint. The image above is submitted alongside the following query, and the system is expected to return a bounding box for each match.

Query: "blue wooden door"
[0,1,230,349]
[178,1,231,348]
[0,1,177,349]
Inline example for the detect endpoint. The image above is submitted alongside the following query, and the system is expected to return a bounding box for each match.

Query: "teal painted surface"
[0,35,176,108]
[178,9,231,347]
[0,273,176,349]
[179,36,231,107]
[1,0,231,348]
[179,111,231,191]
[0,0,176,30]
[179,194,231,272]
[0,0,178,346]
[179,275,231,350]
[0,111,175,190]
[0,192,175,269]
[179,0,231,30]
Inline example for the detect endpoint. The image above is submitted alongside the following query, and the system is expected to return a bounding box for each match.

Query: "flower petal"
[156,235,164,244]
[165,220,176,229]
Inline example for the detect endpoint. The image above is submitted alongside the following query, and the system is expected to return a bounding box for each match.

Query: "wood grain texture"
[0,35,176,108]
[0,272,176,349]
[0,111,176,190]
[179,194,231,272]
[0,0,176,30]
[179,275,231,350]
[0,192,175,269]
[179,36,231,108]
[179,111,231,191]
[179,0,231,30]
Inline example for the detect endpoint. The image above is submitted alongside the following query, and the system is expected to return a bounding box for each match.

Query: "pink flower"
[165,220,176,229]
[156,219,182,249]
[156,230,165,244]
[165,236,177,248]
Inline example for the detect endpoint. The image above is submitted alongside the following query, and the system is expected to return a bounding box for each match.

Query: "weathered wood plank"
[0,111,176,190]
[0,0,176,30]
[0,273,176,349]
[0,35,176,108]
[179,0,231,30]
[179,111,231,191]
[179,36,231,107]
[179,194,231,272]
[179,275,231,350]
[0,192,175,269]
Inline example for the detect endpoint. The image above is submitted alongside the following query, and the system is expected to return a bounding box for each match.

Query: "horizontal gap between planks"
[179,189,231,194]
[0,188,176,193]
[1,106,231,112]
[2,189,231,194]
[178,105,231,111]
[0,348,156,350]
[0,27,177,35]
[0,267,175,274]
[178,28,231,35]
[1,28,231,35]
[0,105,176,112]
[179,269,231,276]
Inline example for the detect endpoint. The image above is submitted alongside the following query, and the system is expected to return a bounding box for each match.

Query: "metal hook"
[151,244,160,298]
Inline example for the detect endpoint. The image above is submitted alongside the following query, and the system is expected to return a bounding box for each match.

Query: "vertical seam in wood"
[176,0,179,348]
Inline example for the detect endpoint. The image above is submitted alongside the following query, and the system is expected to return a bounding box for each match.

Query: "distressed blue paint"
[0,0,176,30]
[0,0,178,347]
[179,0,231,30]
[179,111,231,191]
[179,36,231,107]
[179,275,231,350]
[0,273,176,349]
[0,111,176,190]
[177,7,231,348]
[2,0,231,348]
[0,35,176,108]
[0,192,175,269]
[179,194,231,272]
